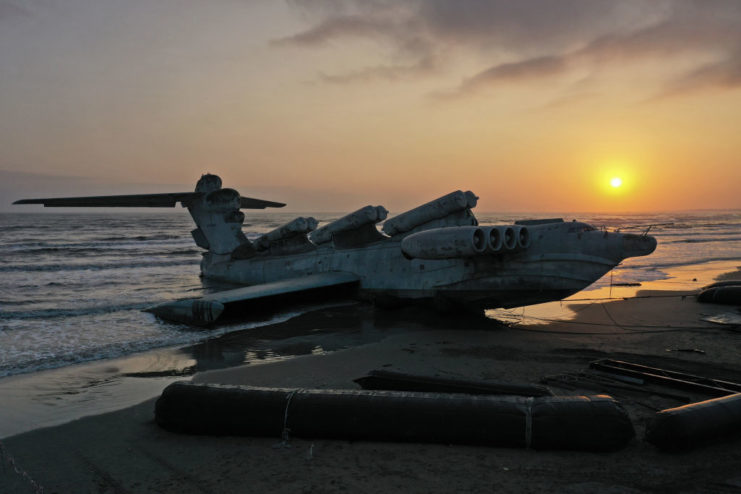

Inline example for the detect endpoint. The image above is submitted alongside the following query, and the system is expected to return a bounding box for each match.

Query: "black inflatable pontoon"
[155,382,634,451]
[646,392,741,451]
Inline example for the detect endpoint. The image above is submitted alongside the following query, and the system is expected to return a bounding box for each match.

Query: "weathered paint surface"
[202,219,655,309]
[184,175,656,310]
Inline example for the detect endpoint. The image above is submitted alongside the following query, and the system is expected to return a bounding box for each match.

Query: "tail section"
[13,173,285,255]
[187,174,250,255]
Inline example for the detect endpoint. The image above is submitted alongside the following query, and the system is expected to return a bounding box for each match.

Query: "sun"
[610,177,623,188]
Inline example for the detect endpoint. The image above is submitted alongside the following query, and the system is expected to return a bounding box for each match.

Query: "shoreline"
[1,264,740,492]
[0,259,738,440]
[0,301,388,439]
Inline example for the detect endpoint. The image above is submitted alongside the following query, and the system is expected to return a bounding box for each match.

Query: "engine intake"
[481,225,531,253]
[516,226,531,249]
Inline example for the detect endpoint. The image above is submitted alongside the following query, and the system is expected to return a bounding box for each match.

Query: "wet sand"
[1,271,741,493]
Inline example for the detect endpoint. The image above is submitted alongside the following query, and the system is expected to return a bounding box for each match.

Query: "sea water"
[1,210,739,378]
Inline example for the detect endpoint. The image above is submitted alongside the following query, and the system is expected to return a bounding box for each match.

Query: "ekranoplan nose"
[622,233,657,258]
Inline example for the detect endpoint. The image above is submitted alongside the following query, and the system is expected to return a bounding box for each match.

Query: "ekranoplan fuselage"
[190,175,657,310]
[14,173,657,318]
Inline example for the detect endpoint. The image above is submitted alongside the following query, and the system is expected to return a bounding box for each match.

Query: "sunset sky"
[1,0,740,212]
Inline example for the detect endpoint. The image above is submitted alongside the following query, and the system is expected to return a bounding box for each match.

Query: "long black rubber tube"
[697,285,741,305]
[155,382,634,451]
[646,393,741,451]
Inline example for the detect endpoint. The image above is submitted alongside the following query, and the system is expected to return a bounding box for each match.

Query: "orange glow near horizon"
[0,2,740,213]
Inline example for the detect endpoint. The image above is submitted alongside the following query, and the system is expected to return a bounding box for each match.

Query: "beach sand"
[1,275,740,493]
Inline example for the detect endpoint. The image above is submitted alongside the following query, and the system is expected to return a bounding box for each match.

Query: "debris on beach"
[541,371,691,403]
[665,348,706,354]
[543,358,741,406]
[543,358,741,452]
[589,359,741,397]
[701,312,741,328]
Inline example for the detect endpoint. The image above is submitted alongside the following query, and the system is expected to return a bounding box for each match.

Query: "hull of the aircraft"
[201,222,644,310]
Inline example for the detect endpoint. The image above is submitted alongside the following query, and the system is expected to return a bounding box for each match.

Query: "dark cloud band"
[279,0,741,98]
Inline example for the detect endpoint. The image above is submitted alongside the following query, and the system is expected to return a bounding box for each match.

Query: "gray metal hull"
[202,221,642,310]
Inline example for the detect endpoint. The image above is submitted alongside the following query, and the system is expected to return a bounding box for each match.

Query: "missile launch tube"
[401,226,486,260]
[255,217,318,251]
[310,206,388,245]
[383,190,478,236]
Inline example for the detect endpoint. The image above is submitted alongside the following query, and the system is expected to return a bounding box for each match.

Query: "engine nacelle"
[481,225,531,253]
[401,226,486,260]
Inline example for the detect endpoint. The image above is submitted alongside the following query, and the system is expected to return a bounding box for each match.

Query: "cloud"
[285,0,637,51]
[272,15,395,46]
[459,56,569,92]
[280,0,741,98]
[664,53,741,95]
[319,56,436,84]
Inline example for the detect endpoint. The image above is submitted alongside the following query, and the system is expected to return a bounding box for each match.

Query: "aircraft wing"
[145,272,360,325]
[14,193,285,209]
[13,192,200,207]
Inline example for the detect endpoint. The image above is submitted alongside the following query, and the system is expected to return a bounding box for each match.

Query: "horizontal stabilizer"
[240,196,286,209]
[14,193,285,209]
[145,272,360,325]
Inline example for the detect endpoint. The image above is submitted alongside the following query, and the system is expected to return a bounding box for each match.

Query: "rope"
[281,389,300,443]
[506,324,729,336]
[563,293,693,302]
[600,303,624,329]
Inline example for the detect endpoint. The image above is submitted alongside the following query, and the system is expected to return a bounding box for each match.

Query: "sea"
[1,210,740,380]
